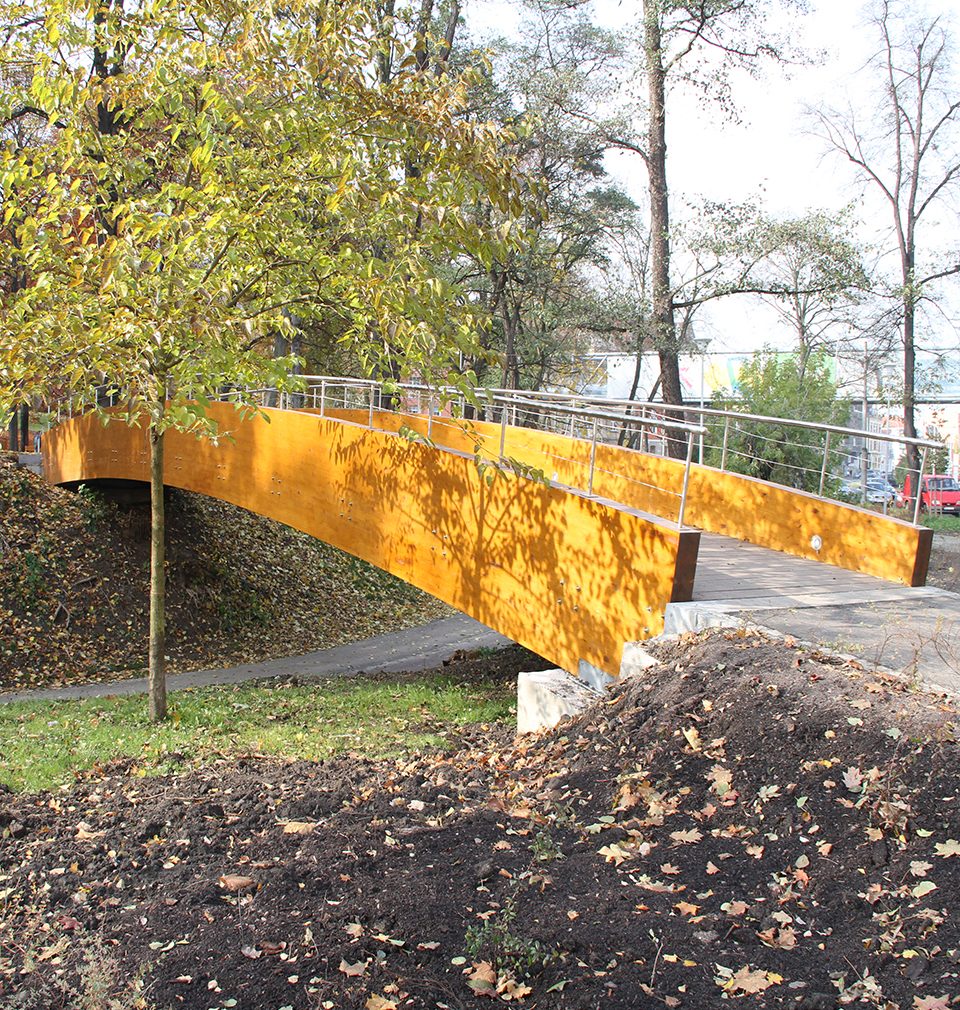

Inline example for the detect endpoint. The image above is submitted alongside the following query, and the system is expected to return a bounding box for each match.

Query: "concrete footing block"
[517,668,601,735]
[619,641,660,678]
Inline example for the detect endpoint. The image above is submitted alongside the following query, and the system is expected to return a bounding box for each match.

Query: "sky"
[463,0,959,363]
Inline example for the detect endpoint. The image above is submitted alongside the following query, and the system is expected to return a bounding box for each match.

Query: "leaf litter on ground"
[0,629,959,1009]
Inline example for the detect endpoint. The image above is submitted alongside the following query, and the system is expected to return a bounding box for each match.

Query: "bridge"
[41,379,935,685]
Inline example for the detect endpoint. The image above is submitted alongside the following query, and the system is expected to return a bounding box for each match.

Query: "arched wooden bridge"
[42,393,933,683]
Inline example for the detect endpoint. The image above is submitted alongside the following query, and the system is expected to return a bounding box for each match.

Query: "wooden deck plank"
[693,532,892,604]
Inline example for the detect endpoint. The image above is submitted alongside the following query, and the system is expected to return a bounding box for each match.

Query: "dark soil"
[0,456,449,693]
[927,532,960,593]
[2,631,958,1009]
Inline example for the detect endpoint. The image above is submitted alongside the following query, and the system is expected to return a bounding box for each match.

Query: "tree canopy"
[0,0,524,718]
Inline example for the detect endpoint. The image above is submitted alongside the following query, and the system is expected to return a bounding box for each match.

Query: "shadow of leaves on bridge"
[48,405,693,678]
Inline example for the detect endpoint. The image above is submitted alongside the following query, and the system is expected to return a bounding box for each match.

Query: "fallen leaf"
[281,821,317,835]
[682,727,702,751]
[718,965,783,994]
[913,996,951,1010]
[339,960,368,978]
[599,843,631,865]
[707,764,733,796]
[344,922,363,938]
[218,875,256,893]
[934,839,960,858]
[842,766,863,792]
[757,926,797,950]
[240,945,262,960]
[722,900,749,917]
[500,976,533,999]
[466,961,498,997]
[669,828,702,845]
[365,997,398,1010]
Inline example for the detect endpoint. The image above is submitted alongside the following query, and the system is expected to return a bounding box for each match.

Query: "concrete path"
[0,614,511,705]
[667,581,960,696]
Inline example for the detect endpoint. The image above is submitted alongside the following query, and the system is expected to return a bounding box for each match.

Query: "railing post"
[720,416,730,471]
[428,394,435,440]
[588,417,598,495]
[368,388,375,429]
[499,403,507,460]
[319,380,326,417]
[818,431,832,497]
[678,432,695,527]
[912,446,928,526]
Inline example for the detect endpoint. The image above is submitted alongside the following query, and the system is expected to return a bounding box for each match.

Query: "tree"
[444,7,632,393]
[681,204,872,373]
[0,0,520,720]
[610,2,803,403]
[705,350,848,491]
[814,0,960,483]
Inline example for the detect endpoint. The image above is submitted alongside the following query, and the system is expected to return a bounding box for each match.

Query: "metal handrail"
[478,385,941,451]
[47,373,936,528]
[498,393,706,437]
[294,377,700,525]
[295,376,936,526]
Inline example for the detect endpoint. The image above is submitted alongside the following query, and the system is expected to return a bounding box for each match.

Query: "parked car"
[838,478,895,504]
[865,480,896,504]
[898,473,960,514]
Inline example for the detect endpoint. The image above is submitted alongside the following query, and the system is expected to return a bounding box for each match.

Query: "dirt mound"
[1,630,959,1008]
[0,456,449,692]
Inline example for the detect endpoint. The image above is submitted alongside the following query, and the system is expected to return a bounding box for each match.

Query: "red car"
[899,473,960,514]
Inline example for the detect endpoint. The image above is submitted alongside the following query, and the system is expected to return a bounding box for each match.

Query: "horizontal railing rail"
[44,374,939,527]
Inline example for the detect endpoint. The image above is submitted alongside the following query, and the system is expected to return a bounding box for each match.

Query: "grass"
[0,671,514,793]
[862,504,960,533]
[920,514,960,533]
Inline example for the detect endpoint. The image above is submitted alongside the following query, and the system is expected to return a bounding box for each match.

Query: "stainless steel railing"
[49,374,940,528]
[459,385,941,526]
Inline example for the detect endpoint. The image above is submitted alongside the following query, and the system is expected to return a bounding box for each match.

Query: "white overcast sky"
[465,0,959,356]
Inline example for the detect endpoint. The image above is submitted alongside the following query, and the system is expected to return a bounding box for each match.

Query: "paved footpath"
[5,589,960,706]
[0,614,511,705]
[667,585,960,697]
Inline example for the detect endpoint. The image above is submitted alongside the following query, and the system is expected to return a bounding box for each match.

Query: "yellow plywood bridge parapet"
[43,404,700,679]
[319,409,930,588]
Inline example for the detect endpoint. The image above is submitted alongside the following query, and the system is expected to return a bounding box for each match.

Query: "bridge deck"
[694,532,916,607]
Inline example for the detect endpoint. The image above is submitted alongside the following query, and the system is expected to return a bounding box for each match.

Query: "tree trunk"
[148,424,167,722]
[903,291,919,498]
[502,303,520,390]
[643,1,683,457]
[618,347,645,447]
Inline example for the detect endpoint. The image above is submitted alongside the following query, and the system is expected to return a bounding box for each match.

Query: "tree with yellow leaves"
[0,0,522,719]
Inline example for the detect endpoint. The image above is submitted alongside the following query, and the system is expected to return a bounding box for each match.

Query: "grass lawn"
[0,670,514,792]
[920,513,960,532]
